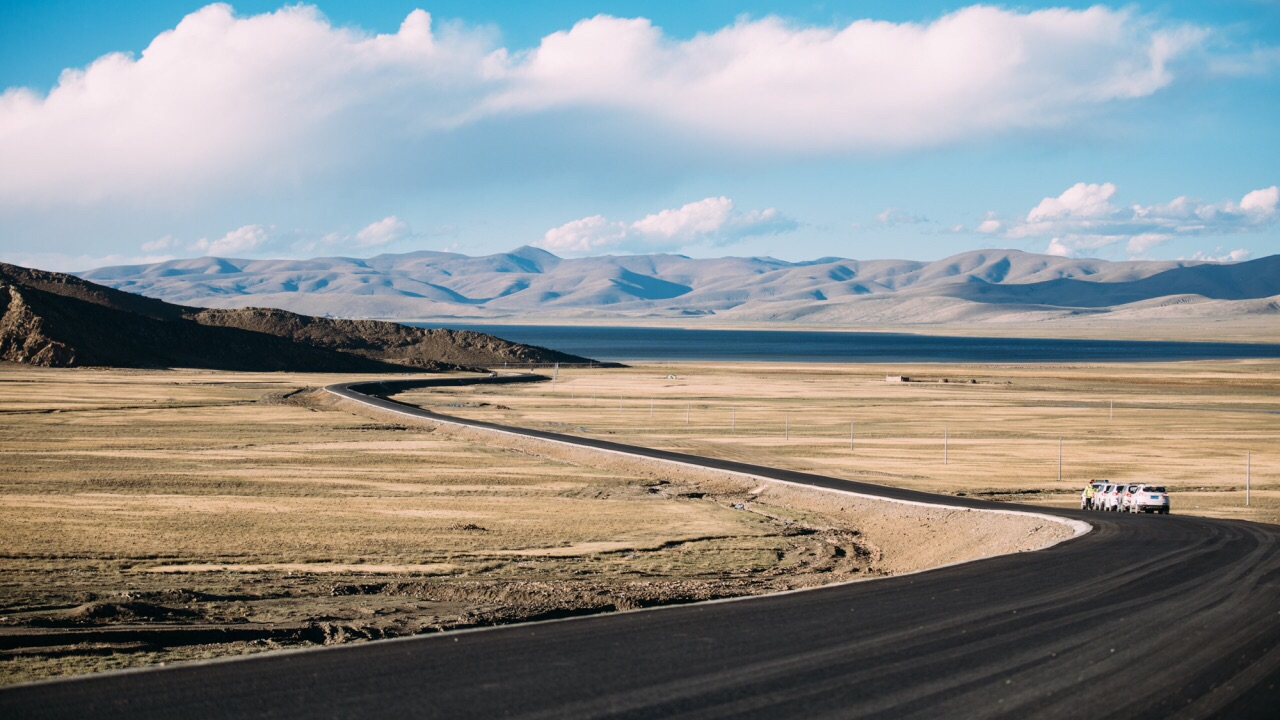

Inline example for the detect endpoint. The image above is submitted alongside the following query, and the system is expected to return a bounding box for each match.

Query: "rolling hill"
[76,248,1280,324]
[0,263,592,370]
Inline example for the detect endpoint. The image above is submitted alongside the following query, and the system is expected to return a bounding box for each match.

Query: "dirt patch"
[141,563,462,575]
[338,389,1077,576]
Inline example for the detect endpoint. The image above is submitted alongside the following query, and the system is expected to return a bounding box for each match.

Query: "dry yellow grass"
[398,359,1280,525]
[0,366,813,684]
[0,367,776,567]
[7,364,1062,685]
[5,357,1260,684]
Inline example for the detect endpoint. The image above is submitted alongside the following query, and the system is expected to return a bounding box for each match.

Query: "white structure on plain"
[886,376,909,383]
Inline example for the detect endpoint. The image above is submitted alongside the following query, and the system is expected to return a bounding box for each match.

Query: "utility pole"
[686,403,690,425]
[785,412,790,440]
[1058,437,1063,483]
[732,407,736,433]
[850,420,855,451]
[944,426,948,465]
[552,362,559,387]
[1247,450,1251,507]
[1109,399,1113,421]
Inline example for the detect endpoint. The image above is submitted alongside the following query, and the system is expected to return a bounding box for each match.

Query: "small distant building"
[886,375,909,383]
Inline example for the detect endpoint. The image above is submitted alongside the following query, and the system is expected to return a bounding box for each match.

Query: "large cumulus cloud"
[0,3,1204,214]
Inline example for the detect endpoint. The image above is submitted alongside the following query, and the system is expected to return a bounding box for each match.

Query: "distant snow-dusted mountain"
[77,248,1280,324]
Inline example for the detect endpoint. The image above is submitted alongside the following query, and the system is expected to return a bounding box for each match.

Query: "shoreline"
[381,316,1280,345]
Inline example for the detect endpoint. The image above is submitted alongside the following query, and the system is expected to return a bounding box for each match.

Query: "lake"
[415,324,1280,363]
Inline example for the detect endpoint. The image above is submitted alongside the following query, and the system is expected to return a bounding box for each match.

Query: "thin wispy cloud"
[1187,248,1253,262]
[876,208,928,226]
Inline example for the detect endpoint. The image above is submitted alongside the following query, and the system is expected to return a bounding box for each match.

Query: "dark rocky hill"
[0,263,592,371]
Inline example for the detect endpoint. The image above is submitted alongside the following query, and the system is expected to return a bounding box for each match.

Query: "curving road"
[3,375,1278,719]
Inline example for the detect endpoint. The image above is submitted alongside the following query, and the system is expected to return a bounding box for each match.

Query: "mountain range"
[0,263,590,370]
[78,248,1280,324]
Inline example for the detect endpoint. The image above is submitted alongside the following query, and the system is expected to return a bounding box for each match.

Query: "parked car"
[1119,483,1142,512]
[1098,483,1124,512]
[1091,483,1108,511]
[1128,484,1171,514]
[1082,480,1107,510]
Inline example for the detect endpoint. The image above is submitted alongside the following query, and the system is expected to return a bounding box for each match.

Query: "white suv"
[1128,484,1171,514]
[1119,483,1142,512]
[1096,483,1122,512]
[1082,481,1107,510]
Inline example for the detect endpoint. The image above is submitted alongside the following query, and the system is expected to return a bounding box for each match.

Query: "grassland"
[396,360,1280,525]
[0,366,911,684]
[4,357,1269,686]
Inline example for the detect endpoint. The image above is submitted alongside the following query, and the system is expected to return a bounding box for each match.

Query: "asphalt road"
[3,375,1277,719]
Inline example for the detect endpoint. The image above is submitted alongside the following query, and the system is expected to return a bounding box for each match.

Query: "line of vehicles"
[1082,480,1171,514]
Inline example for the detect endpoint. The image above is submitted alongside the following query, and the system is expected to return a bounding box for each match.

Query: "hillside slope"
[78,248,1280,323]
[0,263,591,370]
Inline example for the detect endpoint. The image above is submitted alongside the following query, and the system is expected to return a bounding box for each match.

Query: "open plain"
[0,365,1068,685]
[1,360,1277,715]
[396,359,1280,526]
[1,357,1275,686]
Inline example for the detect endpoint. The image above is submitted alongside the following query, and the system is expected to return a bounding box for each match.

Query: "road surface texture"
[3,375,1277,719]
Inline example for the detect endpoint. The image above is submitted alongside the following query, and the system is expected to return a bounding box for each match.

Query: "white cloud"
[190,224,270,256]
[133,216,424,261]
[140,235,177,253]
[0,5,496,210]
[1239,186,1279,214]
[974,210,1004,234]
[0,4,1205,216]
[539,215,629,254]
[537,197,797,255]
[1041,234,1126,258]
[876,208,927,226]
[1003,183,1279,257]
[631,198,738,241]
[1124,233,1175,256]
[1026,182,1118,223]
[1187,248,1253,262]
[354,216,410,248]
[489,7,1201,151]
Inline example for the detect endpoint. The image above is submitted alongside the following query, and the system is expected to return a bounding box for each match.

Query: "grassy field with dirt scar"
[5,358,1261,686]
[0,365,964,685]
[396,359,1280,526]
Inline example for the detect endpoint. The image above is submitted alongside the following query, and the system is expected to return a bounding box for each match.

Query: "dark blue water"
[415,324,1280,363]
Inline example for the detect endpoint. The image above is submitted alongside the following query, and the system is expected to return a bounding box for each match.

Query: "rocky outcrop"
[0,285,77,366]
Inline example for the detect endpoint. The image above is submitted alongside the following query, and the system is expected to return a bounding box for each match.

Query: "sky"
[1,1,1278,270]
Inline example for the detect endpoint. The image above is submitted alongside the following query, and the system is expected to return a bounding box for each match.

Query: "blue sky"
[1,1,1278,269]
